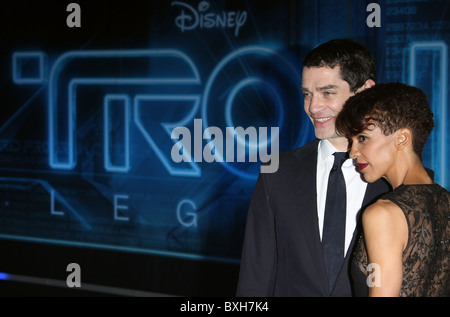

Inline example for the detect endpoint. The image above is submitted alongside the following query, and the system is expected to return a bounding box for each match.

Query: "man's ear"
[355,79,376,93]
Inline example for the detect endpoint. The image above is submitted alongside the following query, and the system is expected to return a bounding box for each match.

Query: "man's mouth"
[314,117,333,124]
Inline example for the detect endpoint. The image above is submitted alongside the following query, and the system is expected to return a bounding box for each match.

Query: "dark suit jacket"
[236,139,391,297]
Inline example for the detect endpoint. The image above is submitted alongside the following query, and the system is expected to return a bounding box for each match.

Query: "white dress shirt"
[316,139,368,256]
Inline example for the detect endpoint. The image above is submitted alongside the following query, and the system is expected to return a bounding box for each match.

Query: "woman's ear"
[396,128,412,150]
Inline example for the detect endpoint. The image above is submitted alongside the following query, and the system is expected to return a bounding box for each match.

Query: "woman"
[335,82,449,297]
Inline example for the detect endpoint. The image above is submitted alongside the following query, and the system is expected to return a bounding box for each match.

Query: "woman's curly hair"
[335,82,434,157]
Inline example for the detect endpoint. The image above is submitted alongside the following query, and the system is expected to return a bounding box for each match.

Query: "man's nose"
[307,95,323,114]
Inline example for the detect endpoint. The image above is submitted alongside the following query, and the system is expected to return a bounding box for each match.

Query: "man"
[236,39,391,296]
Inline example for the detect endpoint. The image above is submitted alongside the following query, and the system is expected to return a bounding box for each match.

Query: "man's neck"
[326,137,349,152]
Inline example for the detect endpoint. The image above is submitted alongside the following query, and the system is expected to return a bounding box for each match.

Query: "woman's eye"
[358,135,367,142]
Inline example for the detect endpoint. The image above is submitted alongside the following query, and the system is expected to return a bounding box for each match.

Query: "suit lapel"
[293,140,329,289]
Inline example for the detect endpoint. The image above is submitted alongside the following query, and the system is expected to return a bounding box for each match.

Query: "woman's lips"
[357,163,369,171]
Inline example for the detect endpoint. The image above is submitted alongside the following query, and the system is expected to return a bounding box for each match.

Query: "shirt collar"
[319,139,352,167]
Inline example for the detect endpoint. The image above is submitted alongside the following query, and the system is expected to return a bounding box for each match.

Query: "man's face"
[301,66,355,145]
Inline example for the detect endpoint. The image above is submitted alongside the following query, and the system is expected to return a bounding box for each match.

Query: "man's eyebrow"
[300,85,339,92]
[300,87,310,92]
[317,84,338,91]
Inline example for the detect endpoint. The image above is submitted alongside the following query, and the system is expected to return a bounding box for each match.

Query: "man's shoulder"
[258,139,319,178]
[279,139,319,162]
[258,139,319,189]
[261,139,318,176]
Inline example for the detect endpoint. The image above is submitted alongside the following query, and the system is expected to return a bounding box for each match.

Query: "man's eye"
[358,135,367,142]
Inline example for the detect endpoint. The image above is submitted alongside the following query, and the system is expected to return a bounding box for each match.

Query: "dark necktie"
[322,152,348,293]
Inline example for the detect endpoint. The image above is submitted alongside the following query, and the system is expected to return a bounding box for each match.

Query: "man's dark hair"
[302,38,376,93]
[335,82,434,157]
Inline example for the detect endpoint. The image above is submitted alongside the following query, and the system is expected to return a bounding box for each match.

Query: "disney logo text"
[172,1,247,37]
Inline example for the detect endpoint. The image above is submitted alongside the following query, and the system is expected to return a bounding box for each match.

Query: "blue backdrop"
[0,0,448,296]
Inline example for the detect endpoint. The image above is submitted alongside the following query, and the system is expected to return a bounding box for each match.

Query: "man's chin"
[314,130,336,140]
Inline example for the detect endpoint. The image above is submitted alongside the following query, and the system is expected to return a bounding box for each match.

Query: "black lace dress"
[351,184,450,297]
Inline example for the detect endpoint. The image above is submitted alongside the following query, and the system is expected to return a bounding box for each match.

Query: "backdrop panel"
[0,0,448,296]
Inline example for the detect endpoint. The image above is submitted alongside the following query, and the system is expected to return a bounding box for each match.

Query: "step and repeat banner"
[0,0,448,295]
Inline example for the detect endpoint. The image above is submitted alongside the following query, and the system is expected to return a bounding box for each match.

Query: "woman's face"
[349,125,398,183]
